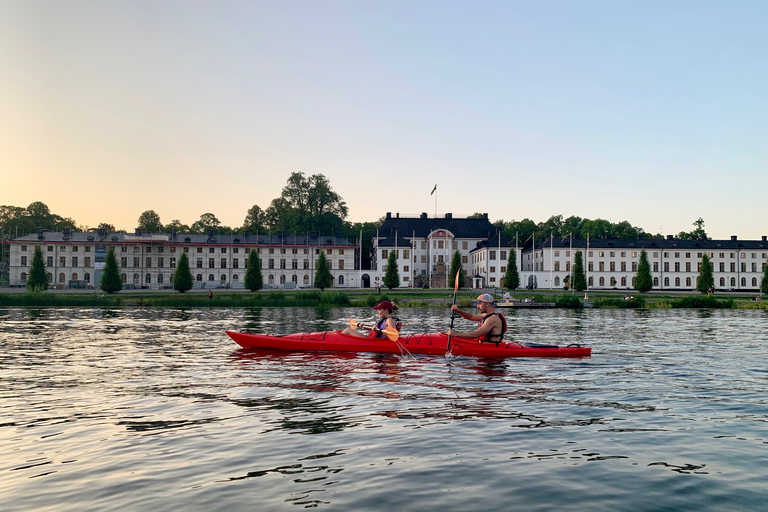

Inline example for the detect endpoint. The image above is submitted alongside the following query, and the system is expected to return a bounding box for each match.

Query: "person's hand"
[358,322,364,329]
[450,304,459,312]
[447,329,455,336]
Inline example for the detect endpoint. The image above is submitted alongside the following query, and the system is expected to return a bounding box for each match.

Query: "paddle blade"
[382,328,400,341]
[454,270,460,292]
[349,318,358,329]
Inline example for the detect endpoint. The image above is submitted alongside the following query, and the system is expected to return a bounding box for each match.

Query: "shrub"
[671,296,735,309]
[555,295,583,308]
[594,296,646,308]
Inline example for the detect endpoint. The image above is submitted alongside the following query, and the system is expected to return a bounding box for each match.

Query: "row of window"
[21,244,347,255]
[547,250,768,260]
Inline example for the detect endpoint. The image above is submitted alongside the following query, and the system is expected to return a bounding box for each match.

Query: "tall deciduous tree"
[137,210,163,233]
[635,249,653,292]
[266,172,348,234]
[244,249,263,291]
[242,205,266,233]
[697,254,714,294]
[678,218,707,240]
[26,245,48,292]
[173,252,193,293]
[164,220,190,234]
[449,250,464,289]
[383,251,400,289]
[314,251,332,290]
[503,250,520,290]
[100,247,122,293]
[96,223,116,232]
[190,213,221,234]
[572,251,587,292]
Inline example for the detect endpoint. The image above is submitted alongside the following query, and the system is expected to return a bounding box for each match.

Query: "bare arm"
[447,314,500,339]
[450,304,483,322]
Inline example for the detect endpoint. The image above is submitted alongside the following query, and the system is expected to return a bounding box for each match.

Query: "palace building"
[4,220,767,292]
[6,228,359,290]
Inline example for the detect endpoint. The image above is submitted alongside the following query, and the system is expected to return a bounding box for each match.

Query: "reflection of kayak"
[225,331,591,358]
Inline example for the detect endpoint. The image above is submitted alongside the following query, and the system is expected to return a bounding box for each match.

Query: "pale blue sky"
[1,0,766,238]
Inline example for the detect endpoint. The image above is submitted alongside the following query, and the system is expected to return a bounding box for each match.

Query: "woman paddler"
[343,300,400,338]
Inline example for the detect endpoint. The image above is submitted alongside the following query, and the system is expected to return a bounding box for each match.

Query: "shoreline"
[0,288,765,309]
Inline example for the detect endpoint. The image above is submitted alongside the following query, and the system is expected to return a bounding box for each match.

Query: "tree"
[242,205,266,233]
[383,251,400,289]
[26,245,48,292]
[244,249,263,291]
[762,261,768,295]
[138,210,163,233]
[449,250,465,289]
[164,220,190,234]
[635,249,653,292]
[314,251,332,290]
[265,172,348,233]
[678,217,707,240]
[697,254,714,294]
[190,213,221,234]
[26,201,54,229]
[96,223,116,232]
[503,249,520,290]
[100,247,122,293]
[173,252,193,292]
[572,251,587,292]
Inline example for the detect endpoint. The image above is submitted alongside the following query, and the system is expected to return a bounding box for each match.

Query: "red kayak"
[225,330,591,358]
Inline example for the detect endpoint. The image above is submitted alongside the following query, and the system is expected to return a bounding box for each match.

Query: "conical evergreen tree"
[315,251,332,290]
[696,254,714,294]
[449,250,464,289]
[173,251,194,293]
[26,245,48,292]
[635,249,653,293]
[100,247,122,293]
[572,251,587,292]
[383,251,400,289]
[244,249,263,292]
[503,249,520,290]
[762,261,768,295]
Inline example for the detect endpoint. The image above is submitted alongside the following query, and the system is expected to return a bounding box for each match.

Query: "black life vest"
[479,312,507,343]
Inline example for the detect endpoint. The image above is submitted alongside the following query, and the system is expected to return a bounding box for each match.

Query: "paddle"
[348,318,399,341]
[445,270,460,355]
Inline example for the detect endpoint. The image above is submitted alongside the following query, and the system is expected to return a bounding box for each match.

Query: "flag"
[430,184,437,195]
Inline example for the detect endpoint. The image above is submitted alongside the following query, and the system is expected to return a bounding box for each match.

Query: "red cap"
[373,300,395,311]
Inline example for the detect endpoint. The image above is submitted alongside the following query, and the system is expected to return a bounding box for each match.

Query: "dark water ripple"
[1,307,768,511]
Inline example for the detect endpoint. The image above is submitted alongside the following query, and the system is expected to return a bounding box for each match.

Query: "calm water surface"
[2,307,768,511]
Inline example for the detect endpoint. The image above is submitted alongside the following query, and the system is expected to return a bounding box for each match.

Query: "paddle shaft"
[445,271,460,354]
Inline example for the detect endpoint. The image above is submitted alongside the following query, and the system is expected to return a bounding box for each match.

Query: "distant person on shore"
[209,290,213,299]
[343,300,400,338]
[448,293,506,343]
[504,291,510,303]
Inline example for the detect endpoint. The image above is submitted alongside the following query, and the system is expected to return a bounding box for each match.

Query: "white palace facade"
[4,218,768,293]
[6,228,360,290]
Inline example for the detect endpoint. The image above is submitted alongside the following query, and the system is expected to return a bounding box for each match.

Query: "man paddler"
[447,293,506,343]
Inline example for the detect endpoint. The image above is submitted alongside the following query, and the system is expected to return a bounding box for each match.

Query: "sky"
[1,0,766,239]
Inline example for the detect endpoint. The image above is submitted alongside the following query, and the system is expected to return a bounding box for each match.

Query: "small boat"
[225,330,591,358]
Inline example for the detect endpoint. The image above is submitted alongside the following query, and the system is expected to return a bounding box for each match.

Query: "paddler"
[342,300,400,338]
[447,293,506,343]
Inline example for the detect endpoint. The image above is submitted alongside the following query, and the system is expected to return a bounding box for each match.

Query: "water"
[2,307,768,511]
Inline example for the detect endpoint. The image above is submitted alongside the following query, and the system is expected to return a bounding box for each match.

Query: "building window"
[146,258,152,268]
[675,277,681,287]
[21,256,27,266]
[621,276,627,287]
[338,275,344,285]
[60,256,66,267]
[21,272,27,282]
[197,258,203,268]
[196,274,202,282]
[599,277,605,287]
[84,273,90,283]
[209,259,215,268]
[233,259,239,269]
[221,258,227,269]
[145,273,152,284]
[292,259,298,269]
[72,257,78,267]
[233,274,239,282]
[170,258,176,268]
[157,274,164,284]
[208,274,215,281]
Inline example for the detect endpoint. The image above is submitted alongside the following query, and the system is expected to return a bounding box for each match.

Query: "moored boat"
[225,330,591,358]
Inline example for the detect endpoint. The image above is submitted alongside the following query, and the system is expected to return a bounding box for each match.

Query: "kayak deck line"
[225,330,592,358]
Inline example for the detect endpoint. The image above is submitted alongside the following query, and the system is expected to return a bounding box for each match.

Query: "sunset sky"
[1,0,766,238]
